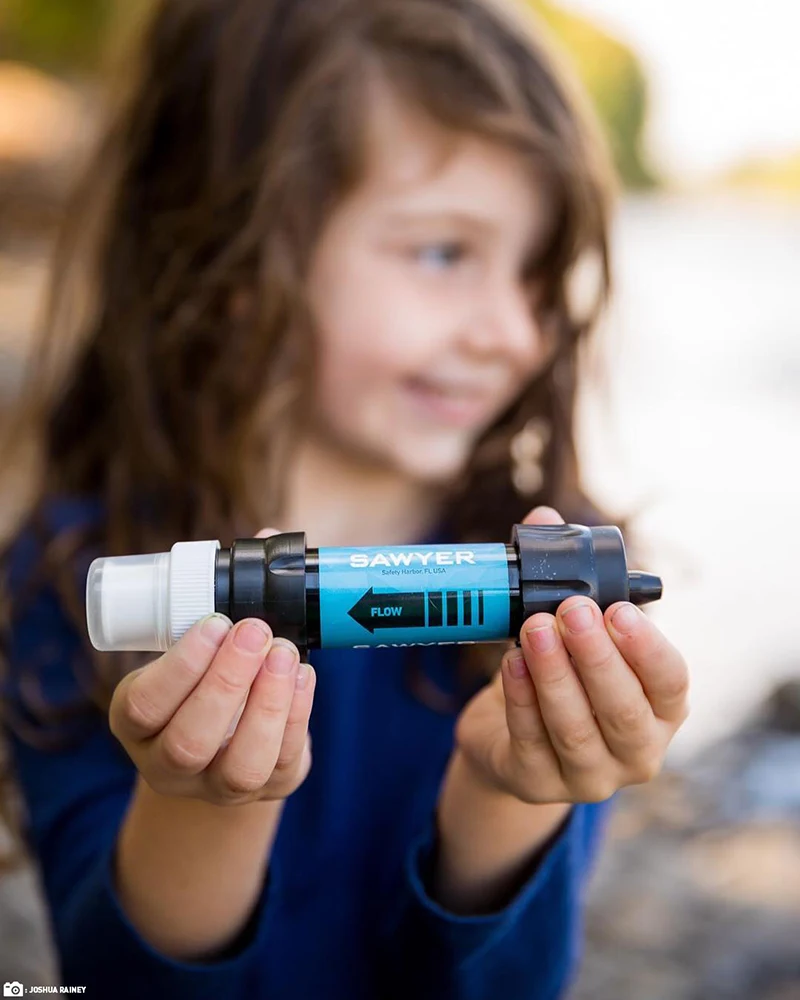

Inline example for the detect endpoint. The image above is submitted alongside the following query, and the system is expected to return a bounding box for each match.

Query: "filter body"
[316,543,511,648]
[86,523,663,656]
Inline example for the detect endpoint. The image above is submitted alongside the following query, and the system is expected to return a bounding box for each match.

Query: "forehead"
[354,75,550,235]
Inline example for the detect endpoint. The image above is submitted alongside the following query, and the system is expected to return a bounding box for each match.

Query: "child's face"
[305,80,554,485]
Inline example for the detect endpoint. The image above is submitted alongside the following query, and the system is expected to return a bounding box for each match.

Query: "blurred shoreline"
[578,191,800,763]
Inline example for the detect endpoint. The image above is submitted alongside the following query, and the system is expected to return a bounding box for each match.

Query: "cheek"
[313,336,405,441]
[310,238,445,366]
[311,326,479,484]
[311,275,441,422]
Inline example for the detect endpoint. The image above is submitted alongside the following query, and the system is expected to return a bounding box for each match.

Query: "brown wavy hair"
[0,0,637,868]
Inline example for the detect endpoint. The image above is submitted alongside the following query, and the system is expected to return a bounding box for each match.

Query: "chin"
[391,439,473,484]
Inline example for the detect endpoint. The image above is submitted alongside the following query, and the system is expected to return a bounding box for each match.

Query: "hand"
[109,528,316,806]
[454,506,690,804]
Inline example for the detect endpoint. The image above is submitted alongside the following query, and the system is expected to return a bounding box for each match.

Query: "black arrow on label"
[348,588,426,633]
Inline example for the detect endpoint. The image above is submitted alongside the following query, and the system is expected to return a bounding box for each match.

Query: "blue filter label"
[317,543,511,648]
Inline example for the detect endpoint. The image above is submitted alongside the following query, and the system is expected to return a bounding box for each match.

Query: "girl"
[0,0,690,996]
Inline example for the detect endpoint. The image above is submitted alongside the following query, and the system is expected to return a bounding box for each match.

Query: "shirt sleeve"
[2,527,276,998]
[377,794,615,1000]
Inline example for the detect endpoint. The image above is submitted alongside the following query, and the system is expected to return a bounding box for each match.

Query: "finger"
[111,613,233,743]
[522,505,565,526]
[554,597,659,765]
[501,646,567,798]
[520,612,614,782]
[256,526,281,538]
[500,647,558,762]
[605,602,691,725]
[156,618,276,774]
[207,640,305,796]
[273,661,315,773]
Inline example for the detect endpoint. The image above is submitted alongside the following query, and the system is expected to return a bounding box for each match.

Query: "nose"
[460,272,543,365]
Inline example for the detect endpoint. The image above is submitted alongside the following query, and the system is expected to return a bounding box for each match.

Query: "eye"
[412,242,468,270]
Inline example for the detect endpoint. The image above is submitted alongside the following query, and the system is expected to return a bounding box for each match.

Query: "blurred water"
[578,193,800,762]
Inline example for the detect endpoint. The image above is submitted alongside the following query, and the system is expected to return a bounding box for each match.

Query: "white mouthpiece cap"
[86,540,220,652]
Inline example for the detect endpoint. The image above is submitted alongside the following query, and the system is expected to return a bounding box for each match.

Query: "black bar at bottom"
[427,590,443,627]
[446,591,458,626]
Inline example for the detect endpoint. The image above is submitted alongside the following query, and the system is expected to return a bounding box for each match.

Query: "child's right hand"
[108,533,315,806]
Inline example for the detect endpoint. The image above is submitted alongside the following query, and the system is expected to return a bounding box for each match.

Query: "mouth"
[400,375,500,427]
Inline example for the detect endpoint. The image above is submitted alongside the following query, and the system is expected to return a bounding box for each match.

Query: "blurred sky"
[561,0,800,181]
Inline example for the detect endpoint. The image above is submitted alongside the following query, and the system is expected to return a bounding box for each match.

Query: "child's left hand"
[454,506,691,804]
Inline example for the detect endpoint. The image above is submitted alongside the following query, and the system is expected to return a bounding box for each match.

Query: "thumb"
[522,505,565,526]
[255,526,282,538]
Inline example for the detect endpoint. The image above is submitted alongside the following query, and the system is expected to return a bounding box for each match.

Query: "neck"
[277,433,446,548]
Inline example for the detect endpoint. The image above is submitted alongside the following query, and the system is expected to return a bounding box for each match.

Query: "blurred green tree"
[0,0,114,72]
[531,0,657,188]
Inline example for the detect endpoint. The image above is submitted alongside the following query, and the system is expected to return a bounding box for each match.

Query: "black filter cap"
[510,522,662,620]
[627,571,663,604]
[221,533,308,653]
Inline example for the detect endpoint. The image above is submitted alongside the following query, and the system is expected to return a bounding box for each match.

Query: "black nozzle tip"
[628,571,663,605]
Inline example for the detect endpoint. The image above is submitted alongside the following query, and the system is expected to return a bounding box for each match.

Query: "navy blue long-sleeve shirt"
[1,496,614,998]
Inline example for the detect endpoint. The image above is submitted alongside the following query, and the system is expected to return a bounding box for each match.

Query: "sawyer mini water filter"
[86,523,662,659]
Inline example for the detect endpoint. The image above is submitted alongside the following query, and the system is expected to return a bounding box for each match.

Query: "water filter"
[86,523,662,658]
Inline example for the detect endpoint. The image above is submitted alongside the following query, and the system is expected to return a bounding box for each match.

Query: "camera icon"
[3,984,24,997]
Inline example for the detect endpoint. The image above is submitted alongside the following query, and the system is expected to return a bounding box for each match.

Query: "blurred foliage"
[0,0,656,188]
[0,0,114,72]
[530,0,657,188]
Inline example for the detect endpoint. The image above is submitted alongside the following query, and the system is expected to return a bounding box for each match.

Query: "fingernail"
[507,652,528,678]
[233,619,271,652]
[267,639,298,675]
[562,602,594,633]
[201,613,232,645]
[527,623,556,652]
[612,603,640,633]
[295,662,312,690]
